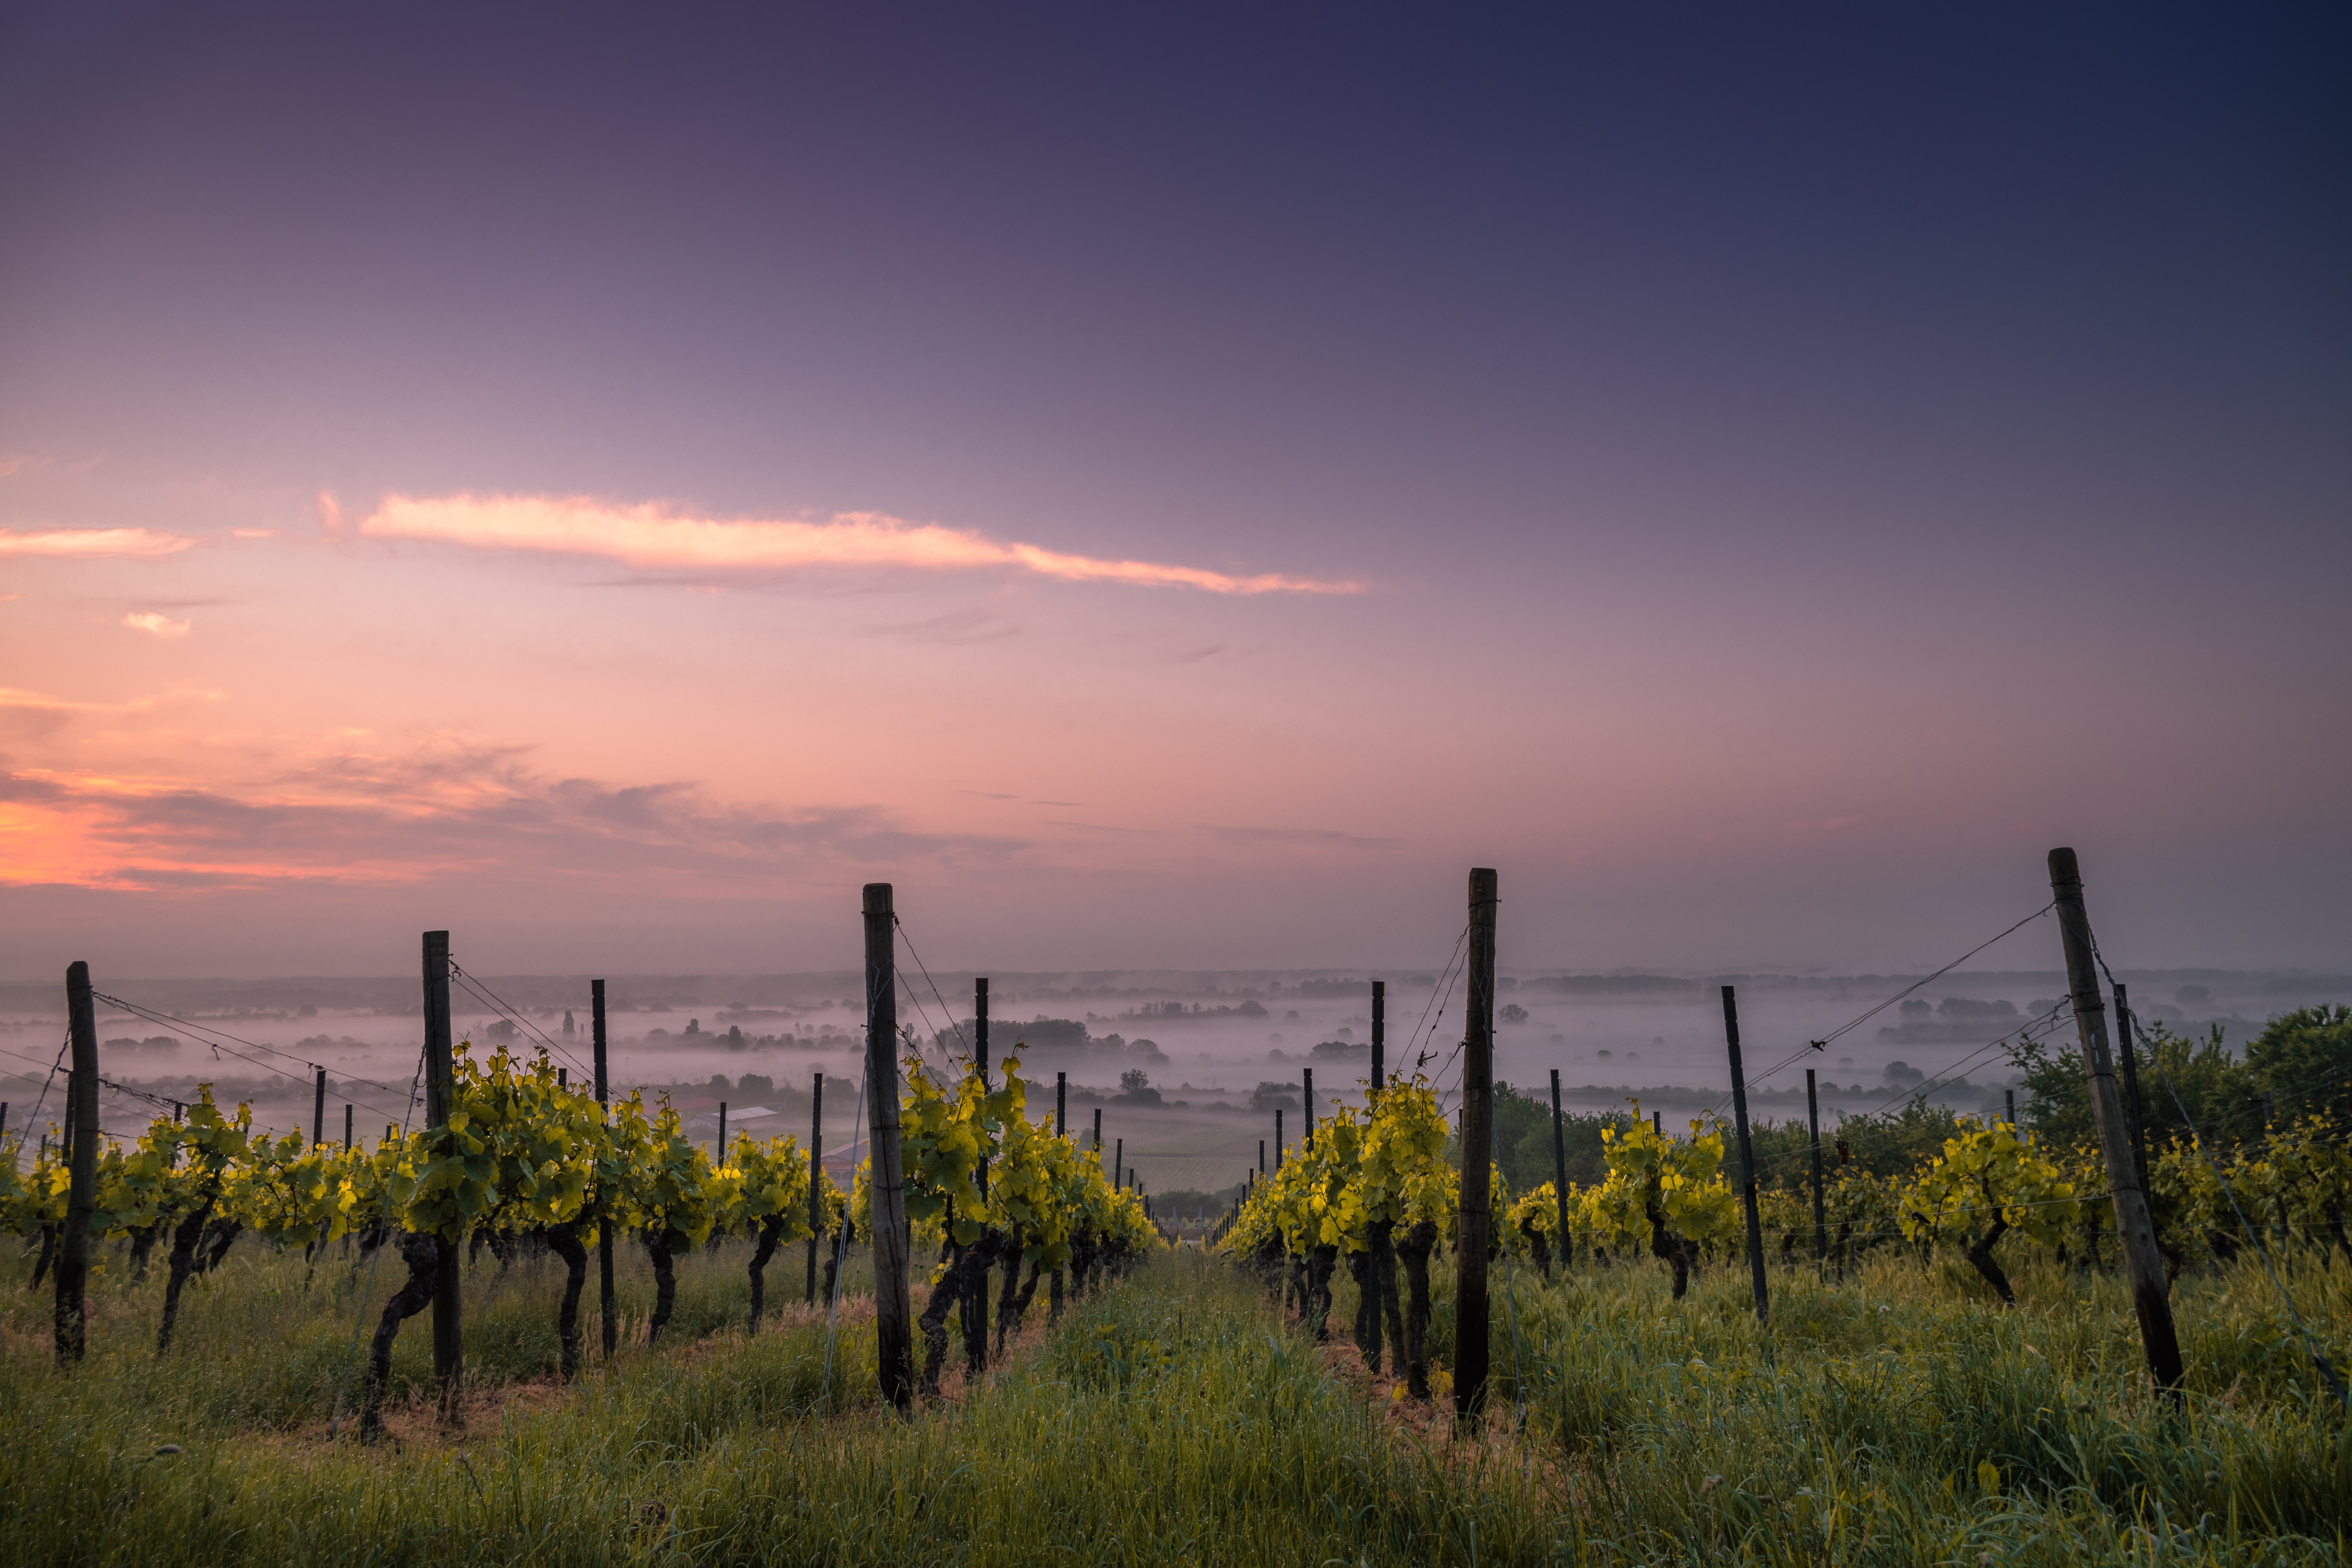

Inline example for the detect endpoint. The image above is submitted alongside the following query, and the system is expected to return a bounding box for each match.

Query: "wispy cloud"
[0,528,195,559]
[0,742,1029,893]
[124,612,191,639]
[1203,824,1400,851]
[356,492,1363,596]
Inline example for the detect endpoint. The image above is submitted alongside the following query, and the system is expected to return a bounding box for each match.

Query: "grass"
[0,1226,2346,1564]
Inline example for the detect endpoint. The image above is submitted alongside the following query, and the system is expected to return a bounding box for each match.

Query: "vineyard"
[2,861,2349,1566]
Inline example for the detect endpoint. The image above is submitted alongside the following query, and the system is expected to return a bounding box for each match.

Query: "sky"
[1,4,2347,981]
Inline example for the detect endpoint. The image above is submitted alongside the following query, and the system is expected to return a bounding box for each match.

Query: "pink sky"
[1,9,2345,980]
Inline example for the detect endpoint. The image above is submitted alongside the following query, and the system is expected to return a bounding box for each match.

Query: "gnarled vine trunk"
[1522,1222,1551,1283]
[1646,1204,1692,1300]
[546,1223,589,1377]
[1346,1248,1379,1369]
[156,1198,218,1355]
[1964,1212,2015,1304]
[129,1222,163,1282]
[362,1231,440,1438]
[919,1232,1004,1396]
[994,1223,1024,1355]
[746,1215,783,1332]
[1305,1243,1338,1342]
[643,1229,679,1346]
[1371,1219,1404,1377]
[28,1225,58,1289]
[1398,1219,1436,1400]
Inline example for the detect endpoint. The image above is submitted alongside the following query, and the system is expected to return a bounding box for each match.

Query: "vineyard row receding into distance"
[5,853,2349,1567]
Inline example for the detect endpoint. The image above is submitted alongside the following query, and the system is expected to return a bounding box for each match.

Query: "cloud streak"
[0,528,195,559]
[0,743,1029,894]
[356,493,1363,595]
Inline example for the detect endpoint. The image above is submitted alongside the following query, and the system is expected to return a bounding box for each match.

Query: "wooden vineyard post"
[2049,847,2184,1397]
[717,1102,728,1158]
[345,1102,354,1151]
[1303,1067,1314,1145]
[807,1071,824,1305]
[1115,1138,1123,1191]
[1056,1072,1067,1138]
[863,884,914,1412]
[1371,980,1385,1092]
[312,1067,327,1150]
[56,961,98,1363]
[1274,1109,1283,1170]
[1092,1107,1101,1154]
[1550,1069,1571,1267]
[1722,986,1768,1323]
[1259,1139,1265,1175]
[594,979,616,1360]
[423,931,462,1415]
[1455,867,1498,1424]
[1807,1069,1827,1273]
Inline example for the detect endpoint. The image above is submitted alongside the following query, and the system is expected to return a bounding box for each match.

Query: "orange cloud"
[124,612,191,639]
[356,492,1362,595]
[0,527,195,558]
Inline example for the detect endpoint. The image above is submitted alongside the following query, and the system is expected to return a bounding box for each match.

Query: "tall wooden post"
[807,1071,823,1305]
[56,961,98,1363]
[1370,981,1385,1096]
[312,1067,327,1149]
[1274,1109,1283,1170]
[1549,1069,1571,1264]
[1806,1069,1827,1271]
[593,979,616,1360]
[1055,1071,1067,1139]
[1722,986,1769,1322]
[863,884,913,1411]
[1303,1067,1314,1144]
[1259,1139,1265,1174]
[1455,867,1498,1423]
[2049,848,2183,1395]
[1092,1106,1102,1152]
[423,931,462,1413]
[344,1101,354,1152]
[717,1102,728,1159]
[1115,1138,1124,1191]
[2112,981,2151,1190]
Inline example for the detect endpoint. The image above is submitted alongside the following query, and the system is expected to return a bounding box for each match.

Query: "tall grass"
[1,1228,2345,1564]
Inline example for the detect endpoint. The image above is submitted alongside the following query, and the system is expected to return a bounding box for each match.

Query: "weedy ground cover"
[0,1235,2345,1565]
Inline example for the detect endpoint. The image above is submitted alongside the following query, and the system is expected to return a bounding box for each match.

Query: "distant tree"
[1498,1004,1529,1026]
[2011,1021,2255,1152]
[2246,1005,2352,1127]
[1250,1081,1301,1114]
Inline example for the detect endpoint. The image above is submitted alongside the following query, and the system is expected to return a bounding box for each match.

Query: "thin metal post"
[1807,1069,1827,1272]
[1550,1068,1571,1267]
[1722,986,1769,1323]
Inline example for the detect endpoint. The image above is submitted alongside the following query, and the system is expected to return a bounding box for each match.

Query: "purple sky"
[1,4,2346,979]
